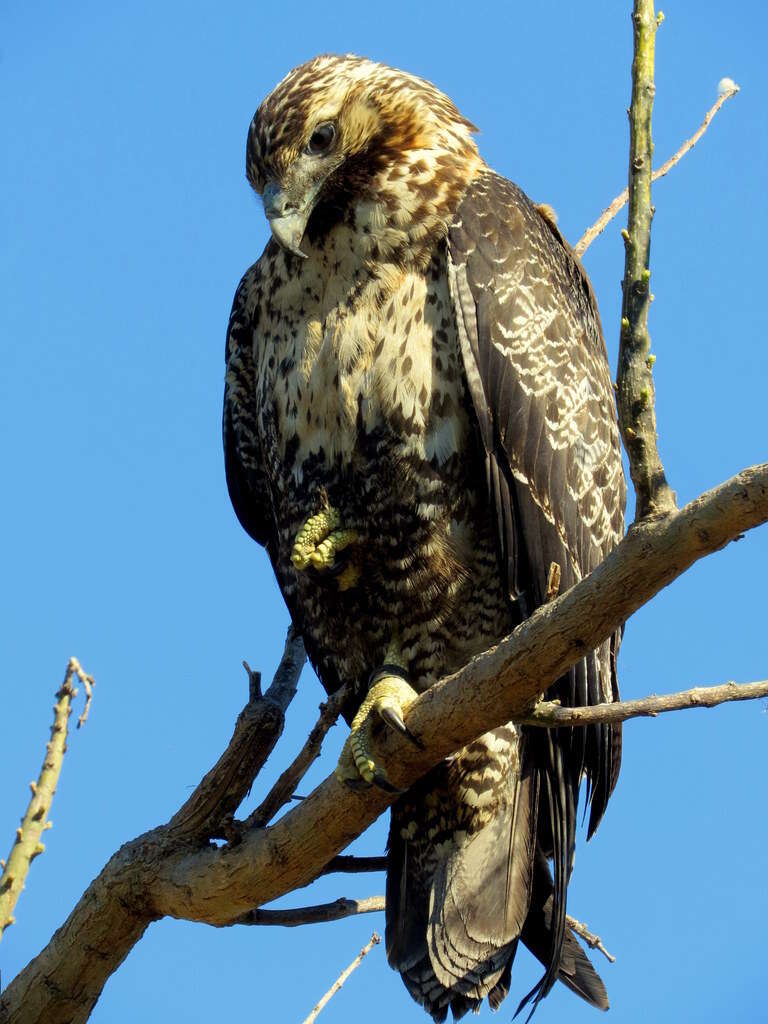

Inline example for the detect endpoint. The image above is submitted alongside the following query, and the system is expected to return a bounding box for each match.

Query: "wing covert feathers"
[447,170,625,1010]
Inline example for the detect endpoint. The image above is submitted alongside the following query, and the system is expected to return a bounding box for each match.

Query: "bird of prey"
[223,55,626,1020]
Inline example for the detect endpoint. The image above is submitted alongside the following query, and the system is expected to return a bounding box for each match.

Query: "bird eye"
[306,122,336,156]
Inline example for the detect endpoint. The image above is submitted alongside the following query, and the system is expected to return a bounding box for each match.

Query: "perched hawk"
[224,55,626,1020]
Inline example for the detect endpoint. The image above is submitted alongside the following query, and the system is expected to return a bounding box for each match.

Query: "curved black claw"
[378,704,425,749]
[335,672,420,791]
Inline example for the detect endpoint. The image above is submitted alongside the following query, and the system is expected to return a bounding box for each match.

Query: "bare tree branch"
[565,915,616,965]
[3,463,764,1024]
[0,658,94,939]
[247,682,347,829]
[235,895,385,927]
[234,894,617,971]
[302,933,381,1024]
[574,80,740,257]
[72,659,95,730]
[149,464,768,922]
[616,0,677,519]
[319,856,387,876]
[520,678,768,727]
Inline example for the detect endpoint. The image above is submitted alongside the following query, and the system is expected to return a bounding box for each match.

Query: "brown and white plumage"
[223,55,625,1020]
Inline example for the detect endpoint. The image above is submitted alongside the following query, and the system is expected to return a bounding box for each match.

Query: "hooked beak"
[262,181,310,259]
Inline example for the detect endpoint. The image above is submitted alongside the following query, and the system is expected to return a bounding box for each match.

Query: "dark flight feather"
[518,853,609,1013]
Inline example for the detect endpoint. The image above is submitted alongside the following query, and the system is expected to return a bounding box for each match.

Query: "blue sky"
[2,1,767,1021]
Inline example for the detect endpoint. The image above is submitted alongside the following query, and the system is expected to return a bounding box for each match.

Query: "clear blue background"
[2,2,766,1021]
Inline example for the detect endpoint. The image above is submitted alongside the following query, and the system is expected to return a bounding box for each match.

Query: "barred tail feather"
[386,730,538,1019]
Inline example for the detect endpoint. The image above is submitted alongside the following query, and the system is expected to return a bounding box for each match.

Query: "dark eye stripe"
[306,122,336,155]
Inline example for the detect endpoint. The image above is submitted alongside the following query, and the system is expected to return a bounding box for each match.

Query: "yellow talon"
[308,529,358,569]
[336,674,421,792]
[291,508,342,569]
[292,509,359,580]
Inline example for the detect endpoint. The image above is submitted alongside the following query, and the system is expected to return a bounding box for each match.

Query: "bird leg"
[335,647,423,792]
[291,506,360,589]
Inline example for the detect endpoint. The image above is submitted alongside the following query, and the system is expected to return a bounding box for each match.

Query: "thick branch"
[3,463,767,1024]
[151,466,767,923]
[521,679,768,727]
[574,80,740,257]
[0,658,93,939]
[617,0,676,519]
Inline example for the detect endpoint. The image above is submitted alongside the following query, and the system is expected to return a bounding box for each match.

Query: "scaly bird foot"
[291,508,359,588]
[335,671,423,793]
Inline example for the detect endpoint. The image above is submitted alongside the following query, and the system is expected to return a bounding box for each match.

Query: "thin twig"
[302,933,381,1024]
[70,658,95,729]
[247,684,347,829]
[235,896,385,927]
[615,0,677,519]
[519,679,768,727]
[566,914,616,964]
[575,80,740,257]
[319,856,387,876]
[0,658,94,938]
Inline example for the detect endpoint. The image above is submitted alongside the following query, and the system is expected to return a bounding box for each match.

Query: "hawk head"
[246,55,481,263]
